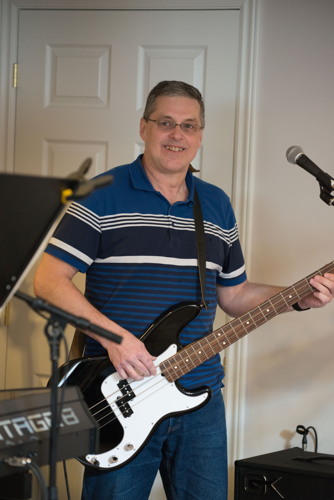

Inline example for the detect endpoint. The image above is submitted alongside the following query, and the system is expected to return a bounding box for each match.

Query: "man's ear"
[139,117,147,141]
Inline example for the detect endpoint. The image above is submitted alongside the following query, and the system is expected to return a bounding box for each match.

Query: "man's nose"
[169,124,184,137]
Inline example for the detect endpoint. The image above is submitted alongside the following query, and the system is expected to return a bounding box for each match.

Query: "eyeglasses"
[146,118,203,135]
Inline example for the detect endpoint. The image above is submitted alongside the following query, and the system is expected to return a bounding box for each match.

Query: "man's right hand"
[104,330,157,381]
[34,253,157,382]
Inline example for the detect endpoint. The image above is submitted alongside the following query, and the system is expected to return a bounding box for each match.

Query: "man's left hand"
[298,272,334,310]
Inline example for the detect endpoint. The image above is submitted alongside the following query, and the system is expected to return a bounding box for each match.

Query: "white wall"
[241,0,334,459]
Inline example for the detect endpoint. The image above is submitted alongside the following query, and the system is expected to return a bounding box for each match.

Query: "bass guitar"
[57,260,334,470]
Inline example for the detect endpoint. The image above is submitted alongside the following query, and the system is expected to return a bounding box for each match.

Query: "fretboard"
[160,261,334,383]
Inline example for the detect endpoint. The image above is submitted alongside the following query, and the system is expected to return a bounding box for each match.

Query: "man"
[34,81,334,499]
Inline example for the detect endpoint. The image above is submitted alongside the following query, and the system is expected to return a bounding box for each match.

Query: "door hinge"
[4,305,11,326]
[13,63,18,88]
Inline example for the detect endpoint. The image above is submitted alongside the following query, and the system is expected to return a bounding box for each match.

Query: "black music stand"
[0,164,118,500]
[0,172,79,313]
[0,158,113,314]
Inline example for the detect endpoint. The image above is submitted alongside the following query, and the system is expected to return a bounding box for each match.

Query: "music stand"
[0,158,114,313]
[0,164,118,499]
[0,172,79,314]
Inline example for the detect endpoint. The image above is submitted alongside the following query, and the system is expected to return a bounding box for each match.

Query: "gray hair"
[143,80,205,128]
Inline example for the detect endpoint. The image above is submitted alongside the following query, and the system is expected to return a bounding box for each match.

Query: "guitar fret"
[270,294,289,313]
[158,261,334,383]
[160,357,177,382]
[189,343,207,364]
[238,312,257,331]
[177,346,199,375]
[233,320,245,337]
[202,336,216,356]
[213,328,230,350]
[221,323,238,344]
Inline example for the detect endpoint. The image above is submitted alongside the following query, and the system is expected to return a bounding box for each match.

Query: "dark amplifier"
[235,447,334,500]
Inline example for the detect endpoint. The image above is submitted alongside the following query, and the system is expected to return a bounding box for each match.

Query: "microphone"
[286,145,334,192]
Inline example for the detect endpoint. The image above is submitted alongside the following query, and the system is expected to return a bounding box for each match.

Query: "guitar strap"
[68,328,86,360]
[193,189,208,311]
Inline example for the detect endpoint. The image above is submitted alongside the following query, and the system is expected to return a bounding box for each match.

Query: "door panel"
[15,10,239,185]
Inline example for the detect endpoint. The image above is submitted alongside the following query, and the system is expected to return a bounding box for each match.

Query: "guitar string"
[83,263,334,442]
[89,372,171,430]
[88,292,293,434]
[85,283,309,427]
[85,294,292,430]
[86,363,166,415]
[86,299,286,426]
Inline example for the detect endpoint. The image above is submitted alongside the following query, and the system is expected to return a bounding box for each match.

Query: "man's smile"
[164,145,185,152]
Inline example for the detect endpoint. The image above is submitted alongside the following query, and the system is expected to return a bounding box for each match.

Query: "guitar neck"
[160,261,334,383]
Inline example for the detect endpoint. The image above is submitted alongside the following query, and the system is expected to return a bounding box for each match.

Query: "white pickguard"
[85,344,209,469]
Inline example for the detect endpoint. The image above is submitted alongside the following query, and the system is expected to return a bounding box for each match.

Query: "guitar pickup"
[116,380,135,418]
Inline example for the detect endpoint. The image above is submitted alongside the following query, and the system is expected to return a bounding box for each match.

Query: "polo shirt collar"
[129,155,195,203]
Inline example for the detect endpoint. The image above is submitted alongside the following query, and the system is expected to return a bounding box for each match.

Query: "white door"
[8,8,240,500]
[10,7,240,384]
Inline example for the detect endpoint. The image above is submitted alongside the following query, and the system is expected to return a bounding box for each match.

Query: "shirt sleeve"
[45,201,101,273]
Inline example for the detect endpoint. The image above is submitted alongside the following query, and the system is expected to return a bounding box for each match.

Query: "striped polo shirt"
[46,155,246,395]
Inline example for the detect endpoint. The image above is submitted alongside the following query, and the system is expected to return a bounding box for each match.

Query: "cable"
[296,424,318,452]
[307,425,318,453]
[26,461,48,500]
[62,460,72,500]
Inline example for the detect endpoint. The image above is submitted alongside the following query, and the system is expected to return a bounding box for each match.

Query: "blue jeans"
[81,391,227,500]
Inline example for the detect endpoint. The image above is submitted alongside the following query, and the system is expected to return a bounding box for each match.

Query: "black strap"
[193,189,208,310]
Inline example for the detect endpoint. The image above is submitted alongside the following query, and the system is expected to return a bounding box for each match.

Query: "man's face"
[140,95,203,176]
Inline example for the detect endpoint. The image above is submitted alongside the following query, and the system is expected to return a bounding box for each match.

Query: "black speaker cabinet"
[234,447,334,500]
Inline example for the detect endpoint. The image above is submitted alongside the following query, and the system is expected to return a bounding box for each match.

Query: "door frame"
[0,0,258,475]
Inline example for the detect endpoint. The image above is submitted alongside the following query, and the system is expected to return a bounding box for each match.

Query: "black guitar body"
[57,301,210,468]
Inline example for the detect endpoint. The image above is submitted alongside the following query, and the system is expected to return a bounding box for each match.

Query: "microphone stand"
[14,291,122,500]
[308,163,334,205]
[318,181,334,206]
